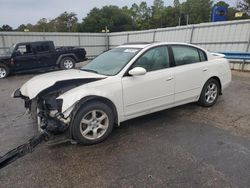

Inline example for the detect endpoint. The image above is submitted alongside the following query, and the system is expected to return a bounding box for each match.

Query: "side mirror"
[128,67,146,76]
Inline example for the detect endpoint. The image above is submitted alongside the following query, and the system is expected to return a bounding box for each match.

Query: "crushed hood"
[19,69,107,99]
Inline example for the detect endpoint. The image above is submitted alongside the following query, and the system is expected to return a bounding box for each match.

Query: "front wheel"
[59,57,75,70]
[198,78,220,107]
[71,101,114,145]
[0,65,10,79]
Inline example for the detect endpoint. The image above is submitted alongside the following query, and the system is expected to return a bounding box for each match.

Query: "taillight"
[10,58,15,65]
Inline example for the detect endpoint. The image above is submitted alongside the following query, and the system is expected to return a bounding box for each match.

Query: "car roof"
[117,42,204,50]
[16,41,53,45]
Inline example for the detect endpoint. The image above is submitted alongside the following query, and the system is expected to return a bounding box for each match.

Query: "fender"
[70,95,119,125]
[56,53,79,65]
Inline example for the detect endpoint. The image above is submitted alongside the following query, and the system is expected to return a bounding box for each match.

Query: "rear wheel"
[59,57,75,70]
[0,65,9,79]
[198,78,220,107]
[71,101,114,145]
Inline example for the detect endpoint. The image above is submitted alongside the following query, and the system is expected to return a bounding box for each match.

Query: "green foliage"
[151,0,165,28]
[0,25,13,31]
[80,6,136,32]
[181,0,213,24]
[130,2,151,30]
[12,0,250,33]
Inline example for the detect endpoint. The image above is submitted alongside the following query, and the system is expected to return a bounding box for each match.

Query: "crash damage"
[13,78,105,134]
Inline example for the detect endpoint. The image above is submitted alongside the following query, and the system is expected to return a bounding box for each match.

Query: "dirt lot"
[0,69,249,188]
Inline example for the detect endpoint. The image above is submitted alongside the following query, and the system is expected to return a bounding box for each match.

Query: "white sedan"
[13,42,231,145]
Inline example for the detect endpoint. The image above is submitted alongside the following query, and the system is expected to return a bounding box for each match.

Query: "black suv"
[0,41,87,78]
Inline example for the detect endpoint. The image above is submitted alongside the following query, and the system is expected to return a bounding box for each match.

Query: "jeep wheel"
[72,101,114,145]
[0,65,9,79]
[60,57,75,70]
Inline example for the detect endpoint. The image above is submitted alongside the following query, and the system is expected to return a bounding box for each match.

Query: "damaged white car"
[12,42,231,145]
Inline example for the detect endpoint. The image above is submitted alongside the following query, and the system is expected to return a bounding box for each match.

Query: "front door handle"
[166,76,174,81]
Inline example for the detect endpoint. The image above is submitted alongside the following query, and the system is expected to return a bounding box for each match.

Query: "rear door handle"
[166,76,174,81]
[203,68,208,72]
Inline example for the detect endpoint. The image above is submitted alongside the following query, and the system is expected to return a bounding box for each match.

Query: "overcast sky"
[0,0,236,29]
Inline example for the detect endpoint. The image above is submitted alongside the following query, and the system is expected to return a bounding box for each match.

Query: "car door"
[34,43,55,68]
[122,46,174,117]
[14,44,38,71]
[170,45,208,104]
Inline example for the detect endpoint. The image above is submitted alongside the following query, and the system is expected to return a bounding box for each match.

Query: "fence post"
[242,31,250,71]
[127,33,129,43]
[153,29,157,42]
[246,32,250,53]
[189,26,195,44]
[1,33,7,54]
[42,33,46,41]
[106,34,109,50]
[78,35,81,47]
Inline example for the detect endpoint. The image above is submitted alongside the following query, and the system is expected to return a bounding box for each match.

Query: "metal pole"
[105,26,109,50]
[186,15,189,25]
[153,29,157,42]
[178,17,181,26]
[189,26,195,44]
[78,35,81,47]
[127,33,130,43]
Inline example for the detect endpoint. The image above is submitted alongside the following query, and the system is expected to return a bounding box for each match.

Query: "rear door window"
[171,45,201,66]
[35,44,50,53]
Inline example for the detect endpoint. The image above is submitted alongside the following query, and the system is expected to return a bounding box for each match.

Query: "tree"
[17,24,27,31]
[214,1,230,8]
[130,2,151,30]
[81,6,135,32]
[1,25,13,31]
[173,0,180,8]
[37,18,48,32]
[237,0,250,13]
[151,0,165,28]
[181,0,213,24]
[53,12,78,32]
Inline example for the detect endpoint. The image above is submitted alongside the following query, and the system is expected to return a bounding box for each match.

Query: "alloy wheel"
[80,110,109,140]
[205,83,218,104]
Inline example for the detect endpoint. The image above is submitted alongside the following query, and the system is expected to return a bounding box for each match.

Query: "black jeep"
[0,41,87,78]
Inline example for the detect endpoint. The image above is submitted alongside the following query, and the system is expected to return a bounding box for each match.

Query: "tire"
[59,57,75,70]
[71,101,114,145]
[198,78,220,107]
[0,64,10,79]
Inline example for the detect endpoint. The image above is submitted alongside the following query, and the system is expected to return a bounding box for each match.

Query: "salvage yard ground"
[0,68,250,188]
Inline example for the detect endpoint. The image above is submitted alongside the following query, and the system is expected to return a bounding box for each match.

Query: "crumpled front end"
[13,87,73,134]
[12,76,106,134]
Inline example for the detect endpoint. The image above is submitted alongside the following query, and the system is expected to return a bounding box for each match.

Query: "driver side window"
[15,44,33,56]
[132,46,170,72]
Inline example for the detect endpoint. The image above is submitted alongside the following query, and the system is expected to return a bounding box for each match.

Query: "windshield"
[81,47,141,76]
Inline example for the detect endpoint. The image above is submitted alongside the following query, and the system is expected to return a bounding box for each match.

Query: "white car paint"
[19,69,106,99]
[16,42,231,125]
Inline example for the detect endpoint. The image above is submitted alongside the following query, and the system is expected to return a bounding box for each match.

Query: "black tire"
[59,57,75,70]
[71,101,114,145]
[198,78,220,107]
[0,64,10,79]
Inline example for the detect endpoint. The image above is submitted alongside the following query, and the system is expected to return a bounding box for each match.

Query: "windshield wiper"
[81,69,99,74]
